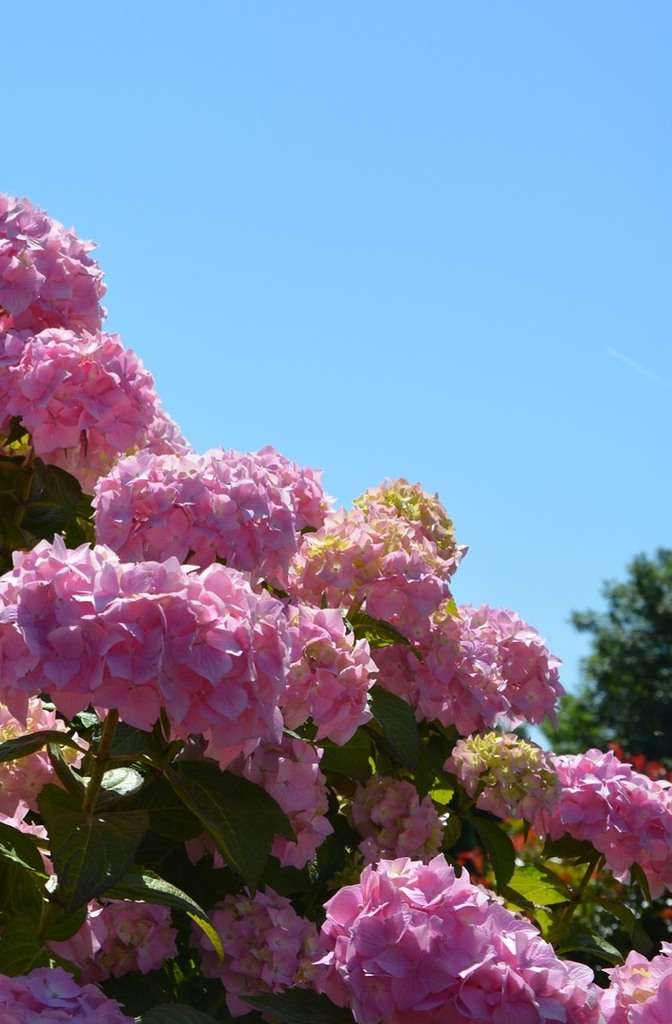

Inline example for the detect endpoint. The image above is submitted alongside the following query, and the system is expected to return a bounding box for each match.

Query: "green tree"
[548,549,672,762]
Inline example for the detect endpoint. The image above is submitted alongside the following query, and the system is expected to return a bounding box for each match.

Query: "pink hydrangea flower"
[0,967,132,1023]
[354,478,466,576]
[232,735,333,868]
[446,732,558,822]
[290,507,452,641]
[601,944,672,1023]
[283,605,375,745]
[315,855,601,1024]
[350,776,444,863]
[141,403,193,457]
[0,194,105,335]
[94,446,327,587]
[189,736,333,870]
[49,900,177,984]
[374,602,563,735]
[533,749,672,898]
[0,538,289,766]
[3,328,159,491]
[194,887,317,1017]
[0,698,76,817]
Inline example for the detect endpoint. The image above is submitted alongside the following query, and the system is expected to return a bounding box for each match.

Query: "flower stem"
[82,709,119,813]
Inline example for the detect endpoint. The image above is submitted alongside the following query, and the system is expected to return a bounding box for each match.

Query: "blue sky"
[6,2,671,700]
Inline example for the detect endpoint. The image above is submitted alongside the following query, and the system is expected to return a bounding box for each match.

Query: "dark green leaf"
[40,902,88,942]
[166,762,294,888]
[630,863,652,901]
[39,785,148,911]
[599,898,655,955]
[126,776,202,840]
[370,685,420,769]
[0,820,47,876]
[348,610,411,649]
[142,1006,220,1024]
[0,920,66,975]
[542,833,596,863]
[319,729,372,782]
[48,743,86,799]
[0,730,81,764]
[556,925,623,965]
[109,722,163,761]
[247,990,355,1023]
[472,816,515,889]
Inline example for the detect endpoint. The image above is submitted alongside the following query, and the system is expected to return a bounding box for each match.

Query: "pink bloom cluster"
[447,732,558,822]
[601,944,672,1024]
[0,538,289,766]
[375,603,563,735]
[94,446,327,587]
[354,478,465,573]
[0,698,70,817]
[283,605,376,745]
[232,735,332,868]
[0,195,105,335]
[0,968,131,1023]
[289,499,455,642]
[316,855,600,1024]
[533,749,672,898]
[0,328,159,491]
[350,776,444,864]
[49,901,177,984]
[189,737,333,870]
[194,887,317,1017]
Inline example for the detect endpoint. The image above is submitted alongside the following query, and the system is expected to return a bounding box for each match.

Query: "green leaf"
[471,816,515,889]
[165,761,294,888]
[319,729,372,782]
[0,820,47,877]
[430,786,455,805]
[630,862,652,901]
[23,459,94,546]
[247,990,355,1023]
[126,776,203,840]
[39,902,88,942]
[39,785,148,911]
[542,833,596,863]
[441,813,462,850]
[141,1006,221,1024]
[348,610,411,649]
[104,866,223,959]
[599,898,654,955]
[0,730,81,764]
[109,722,163,761]
[556,925,623,965]
[0,920,65,975]
[88,767,145,806]
[370,685,420,769]
[506,865,571,907]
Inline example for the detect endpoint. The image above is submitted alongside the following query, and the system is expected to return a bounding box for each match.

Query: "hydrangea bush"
[0,195,669,1023]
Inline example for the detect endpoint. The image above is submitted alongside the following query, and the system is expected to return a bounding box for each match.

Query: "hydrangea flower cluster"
[0,537,289,766]
[533,749,672,898]
[283,605,376,744]
[0,328,159,491]
[447,731,558,821]
[48,901,177,984]
[601,944,672,1023]
[315,855,600,1024]
[0,968,132,1023]
[194,887,317,1018]
[374,602,563,735]
[189,737,333,870]
[0,698,71,817]
[354,478,465,574]
[349,776,444,864]
[93,445,327,586]
[0,195,105,335]
[289,503,453,641]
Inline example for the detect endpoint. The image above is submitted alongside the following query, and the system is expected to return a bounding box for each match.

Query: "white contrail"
[605,346,669,386]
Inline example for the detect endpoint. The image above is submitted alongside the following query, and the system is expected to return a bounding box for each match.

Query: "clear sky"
[6,2,671,700]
